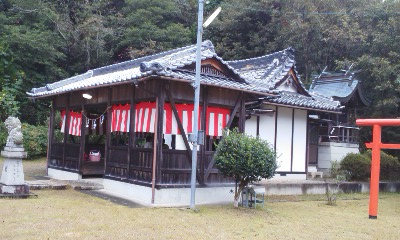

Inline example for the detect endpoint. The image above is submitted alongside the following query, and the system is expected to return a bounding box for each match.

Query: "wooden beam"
[62,95,70,169]
[46,99,55,175]
[165,85,201,180]
[226,92,243,129]
[155,85,165,184]
[239,93,246,132]
[78,105,86,174]
[204,92,243,180]
[200,86,208,184]
[127,85,136,180]
[105,88,112,175]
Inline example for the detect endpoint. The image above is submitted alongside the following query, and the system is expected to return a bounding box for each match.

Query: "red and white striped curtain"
[111,102,230,137]
[111,104,131,132]
[205,106,230,137]
[60,110,82,136]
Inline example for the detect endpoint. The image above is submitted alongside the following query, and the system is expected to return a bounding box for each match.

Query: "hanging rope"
[81,106,112,120]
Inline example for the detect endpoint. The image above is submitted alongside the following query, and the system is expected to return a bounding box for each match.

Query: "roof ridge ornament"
[140,62,164,73]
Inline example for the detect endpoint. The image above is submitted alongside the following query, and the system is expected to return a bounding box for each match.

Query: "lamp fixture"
[203,7,221,28]
[82,93,92,99]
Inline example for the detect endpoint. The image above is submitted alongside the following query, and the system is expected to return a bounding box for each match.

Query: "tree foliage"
[214,128,277,207]
[0,42,23,120]
[0,0,399,148]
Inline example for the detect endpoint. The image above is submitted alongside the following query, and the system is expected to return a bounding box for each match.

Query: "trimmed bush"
[215,128,277,207]
[340,151,400,181]
[340,153,371,181]
[21,123,48,159]
[363,150,400,181]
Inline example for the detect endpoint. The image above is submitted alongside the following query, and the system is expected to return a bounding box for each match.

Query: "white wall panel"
[245,116,258,137]
[275,107,293,172]
[292,109,307,172]
[259,105,276,147]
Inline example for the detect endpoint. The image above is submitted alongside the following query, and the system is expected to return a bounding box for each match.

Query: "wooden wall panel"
[207,87,238,107]
[69,92,82,107]
[54,94,67,108]
[167,81,196,103]
[135,79,159,100]
[97,87,110,103]
[112,85,131,102]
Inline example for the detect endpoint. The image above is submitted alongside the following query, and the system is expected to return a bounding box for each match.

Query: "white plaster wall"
[275,107,293,172]
[259,105,276,147]
[292,109,307,172]
[245,105,275,145]
[48,168,82,180]
[318,142,359,169]
[245,116,258,137]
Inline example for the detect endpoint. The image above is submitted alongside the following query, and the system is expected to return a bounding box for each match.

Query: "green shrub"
[0,122,6,147]
[341,151,400,181]
[340,153,371,181]
[363,150,400,181]
[215,128,278,207]
[21,123,48,159]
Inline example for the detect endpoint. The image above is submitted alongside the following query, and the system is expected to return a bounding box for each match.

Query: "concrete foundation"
[263,181,400,196]
[48,168,82,180]
[103,179,234,207]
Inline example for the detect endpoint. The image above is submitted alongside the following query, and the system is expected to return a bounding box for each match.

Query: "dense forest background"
[1,0,400,144]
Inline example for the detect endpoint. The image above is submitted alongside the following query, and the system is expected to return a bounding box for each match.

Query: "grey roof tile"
[309,72,369,106]
[27,41,341,112]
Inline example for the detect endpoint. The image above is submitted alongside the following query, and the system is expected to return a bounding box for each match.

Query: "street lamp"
[190,1,221,210]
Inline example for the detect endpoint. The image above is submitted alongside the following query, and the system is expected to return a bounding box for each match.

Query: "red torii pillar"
[356,119,400,219]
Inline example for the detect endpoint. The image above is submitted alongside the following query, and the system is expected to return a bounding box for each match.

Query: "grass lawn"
[0,157,399,239]
[0,190,399,239]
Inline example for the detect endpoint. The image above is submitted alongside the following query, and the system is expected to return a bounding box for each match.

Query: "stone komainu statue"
[4,117,23,146]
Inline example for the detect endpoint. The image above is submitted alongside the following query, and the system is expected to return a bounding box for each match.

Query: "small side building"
[228,49,342,180]
[308,70,370,171]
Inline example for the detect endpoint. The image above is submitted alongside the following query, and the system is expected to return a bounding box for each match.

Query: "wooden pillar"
[239,92,246,133]
[127,85,136,180]
[105,88,112,175]
[62,95,70,169]
[155,84,165,184]
[200,86,208,184]
[46,99,55,175]
[79,105,86,173]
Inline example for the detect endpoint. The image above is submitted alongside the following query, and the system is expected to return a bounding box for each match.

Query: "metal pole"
[190,0,204,209]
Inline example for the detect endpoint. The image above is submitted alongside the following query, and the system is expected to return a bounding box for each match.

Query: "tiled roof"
[226,48,341,112]
[159,69,278,94]
[27,40,341,112]
[309,72,369,106]
[226,48,297,90]
[264,91,341,112]
[27,41,269,98]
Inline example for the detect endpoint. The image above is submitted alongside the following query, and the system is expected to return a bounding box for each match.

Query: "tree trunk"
[233,180,248,208]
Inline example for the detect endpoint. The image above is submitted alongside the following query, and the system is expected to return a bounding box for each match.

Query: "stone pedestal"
[0,145,29,195]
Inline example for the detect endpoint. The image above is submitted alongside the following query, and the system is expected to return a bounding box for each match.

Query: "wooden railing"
[50,142,233,186]
[49,143,79,171]
[319,125,359,143]
[105,146,129,178]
